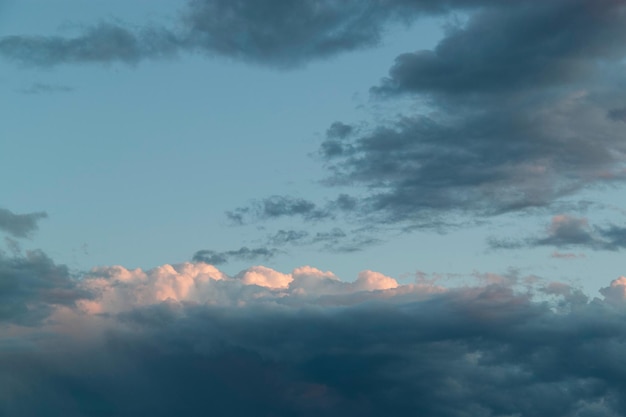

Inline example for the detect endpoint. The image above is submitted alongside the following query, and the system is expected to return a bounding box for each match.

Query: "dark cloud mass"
[318,0,626,226]
[0,208,47,238]
[0,0,518,68]
[0,250,90,325]
[4,269,626,416]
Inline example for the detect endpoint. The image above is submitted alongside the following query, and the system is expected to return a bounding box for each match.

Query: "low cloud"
[4,258,626,415]
[0,249,91,325]
[0,208,47,239]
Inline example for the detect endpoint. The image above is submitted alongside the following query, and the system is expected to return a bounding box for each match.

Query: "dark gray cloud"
[608,107,626,122]
[375,0,626,97]
[0,23,180,67]
[4,275,626,416]
[193,246,278,265]
[0,208,47,238]
[0,250,90,325]
[227,195,331,224]
[489,215,626,251]
[268,229,310,246]
[0,0,520,68]
[317,0,626,225]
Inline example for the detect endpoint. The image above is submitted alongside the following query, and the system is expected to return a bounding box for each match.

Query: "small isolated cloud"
[266,227,380,253]
[489,215,626,252]
[227,195,331,224]
[192,246,278,265]
[0,22,180,67]
[0,208,47,238]
[268,229,310,245]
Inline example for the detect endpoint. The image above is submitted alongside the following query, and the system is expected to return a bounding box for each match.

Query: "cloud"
[0,249,91,325]
[268,229,310,245]
[227,195,331,224]
[0,23,181,67]
[0,0,494,69]
[489,215,626,251]
[192,246,278,265]
[5,260,626,415]
[374,1,626,97]
[0,208,47,238]
[316,0,626,226]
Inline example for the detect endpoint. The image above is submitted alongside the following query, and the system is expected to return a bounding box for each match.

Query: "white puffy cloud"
[75,262,403,315]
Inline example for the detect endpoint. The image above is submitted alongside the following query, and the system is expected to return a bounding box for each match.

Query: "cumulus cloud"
[4,259,626,416]
[0,208,47,238]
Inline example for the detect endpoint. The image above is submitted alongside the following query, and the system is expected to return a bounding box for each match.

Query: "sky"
[2,0,626,415]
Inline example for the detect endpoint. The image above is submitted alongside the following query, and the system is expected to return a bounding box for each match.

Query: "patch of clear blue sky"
[1,1,623,295]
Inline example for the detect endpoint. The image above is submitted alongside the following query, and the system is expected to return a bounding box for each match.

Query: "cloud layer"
[3,254,626,416]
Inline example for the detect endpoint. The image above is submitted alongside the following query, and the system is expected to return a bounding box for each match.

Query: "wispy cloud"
[0,208,47,239]
[192,246,279,265]
[489,214,626,251]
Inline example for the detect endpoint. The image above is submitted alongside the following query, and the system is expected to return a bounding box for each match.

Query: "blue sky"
[2,1,625,294]
[2,1,626,415]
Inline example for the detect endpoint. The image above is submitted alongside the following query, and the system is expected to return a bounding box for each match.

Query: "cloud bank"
[2,250,626,416]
